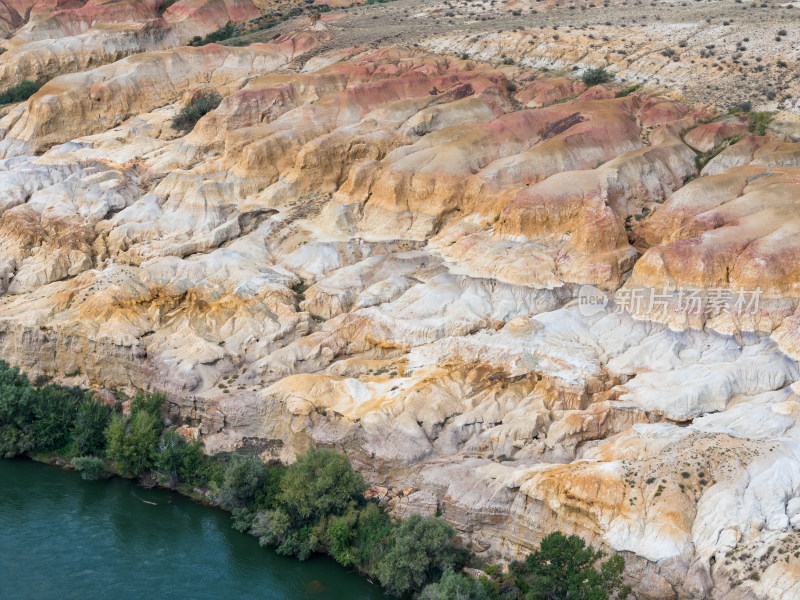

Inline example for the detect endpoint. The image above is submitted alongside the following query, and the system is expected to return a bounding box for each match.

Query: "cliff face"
[2,0,800,597]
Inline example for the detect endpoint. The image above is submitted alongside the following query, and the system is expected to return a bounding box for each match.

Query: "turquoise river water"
[0,458,386,600]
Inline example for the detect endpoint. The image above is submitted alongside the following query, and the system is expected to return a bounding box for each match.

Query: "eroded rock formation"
[1,0,800,597]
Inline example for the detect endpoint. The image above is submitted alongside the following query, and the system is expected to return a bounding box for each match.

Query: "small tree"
[188,23,235,46]
[30,385,83,450]
[328,502,392,569]
[525,532,631,600]
[129,391,166,418]
[278,447,366,522]
[71,398,111,455]
[582,67,614,86]
[252,446,365,560]
[418,568,493,600]
[171,92,222,132]
[375,514,462,596]
[749,111,773,136]
[177,439,206,485]
[327,508,360,566]
[0,423,33,458]
[105,409,161,476]
[72,456,106,480]
[216,452,274,509]
[155,428,188,485]
[0,367,37,457]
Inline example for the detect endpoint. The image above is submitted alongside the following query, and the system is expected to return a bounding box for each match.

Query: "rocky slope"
[1,0,800,598]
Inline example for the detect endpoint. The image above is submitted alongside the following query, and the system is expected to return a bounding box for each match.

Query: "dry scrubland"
[1,0,800,597]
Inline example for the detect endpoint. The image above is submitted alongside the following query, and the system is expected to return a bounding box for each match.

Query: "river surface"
[0,458,386,600]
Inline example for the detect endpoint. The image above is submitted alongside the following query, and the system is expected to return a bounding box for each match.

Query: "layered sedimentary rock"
[1,4,800,598]
[0,0,262,91]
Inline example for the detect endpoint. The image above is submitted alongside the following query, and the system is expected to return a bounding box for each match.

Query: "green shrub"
[171,92,222,132]
[216,452,281,510]
[375,514,462,596]
[156,0,177,17]
[0,360,89,456]
[279,446,366,521]
[328,502,392,569]
[0,364,38,457]
[0,423,34,458]
[188,23,235,46]
[30,385,83,450]
[525,532,631,600]
[694,135,743,170]
[105,408,162,477]
[418,568,494,600]
[749,111,773,136]
[351,502,392,569]
[73,456,106,480]
[582,67,614,86]
[155,428,208,486]
[0,80,41,106]
[199,453,226,487]
[177,438,207,485]
[491,567,527,599]
[251,446,365,560]
[327,508,360,566]
[129,391,166,417]
[71,398,111,456]
[618,83,640,97]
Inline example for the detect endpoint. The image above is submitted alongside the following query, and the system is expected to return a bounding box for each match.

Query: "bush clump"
[156,0,177,17]
[0,80,41,106]
[155,428,206,486]
[105,393,165,477]
[617,83,641,97]
[524,531,631,600]
[749,111,773,136]
[0,359,215,489]
[217,452,282,512]
[0,361,85,457]
[171,92,222,132]
[250,446,365,560]
[375,513,463,596]
[72,397,112,456]
[72,456,106,480]
[582,67,614,86]
[418,568,494,600]
[188,23,235,46]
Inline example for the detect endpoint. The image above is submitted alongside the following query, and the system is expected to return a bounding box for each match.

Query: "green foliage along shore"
[0,360,631,599]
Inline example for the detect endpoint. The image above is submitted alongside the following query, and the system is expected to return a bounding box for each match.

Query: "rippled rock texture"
[1,1,800,597]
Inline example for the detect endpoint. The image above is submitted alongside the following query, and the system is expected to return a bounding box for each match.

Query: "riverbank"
[0,359,635,599]
[0,363,483,597]
[27,448,213,507]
